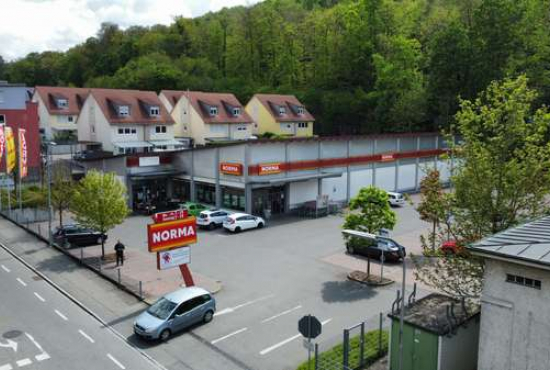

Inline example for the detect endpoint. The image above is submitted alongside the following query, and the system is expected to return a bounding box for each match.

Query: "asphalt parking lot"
[105,194,433,370]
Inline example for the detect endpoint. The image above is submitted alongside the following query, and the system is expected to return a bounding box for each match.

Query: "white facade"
[34,93,79,140]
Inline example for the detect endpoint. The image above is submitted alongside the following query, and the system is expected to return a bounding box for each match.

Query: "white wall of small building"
[439,317,480,370]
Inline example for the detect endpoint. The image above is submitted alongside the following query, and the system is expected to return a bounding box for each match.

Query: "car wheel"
[209,223,216,230]
[235,227,241,233]
[96,236,103,244]
[159,329,171,342]
[203,310,214,323]
[347,245,355,254]
[257,222,264,229]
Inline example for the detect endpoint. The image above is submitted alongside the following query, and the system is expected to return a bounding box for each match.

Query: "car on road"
[53,224,107,248]
[134,287,216,341]
[223,213,265,233]
[197,209,233,229]
[387,191,405,207]
[180,202,208,217]
[346,236,406,262]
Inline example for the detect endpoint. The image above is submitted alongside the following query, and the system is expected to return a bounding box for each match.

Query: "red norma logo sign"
[258,163,282,175]
[147,217,197,252]
[380,153,395,162]
[152,209,188,224]
[220,163,243,176]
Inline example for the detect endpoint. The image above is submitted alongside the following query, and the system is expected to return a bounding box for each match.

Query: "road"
[0,246,163,370]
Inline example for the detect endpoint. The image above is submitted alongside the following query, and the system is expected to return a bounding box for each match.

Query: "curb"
[348,271,395,287]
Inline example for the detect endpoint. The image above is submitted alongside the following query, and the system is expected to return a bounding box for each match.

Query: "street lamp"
[46,142,56,246]
[341,229,407,370]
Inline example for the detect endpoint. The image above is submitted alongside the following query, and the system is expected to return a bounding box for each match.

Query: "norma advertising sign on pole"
[152,209,188,224]
[18,129,28,178]
[147,217,197,253]
[157,247,191,270]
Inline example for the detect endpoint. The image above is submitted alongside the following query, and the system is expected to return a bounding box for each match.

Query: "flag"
[5,127,16,174]
[0,126,5,165]
[18,129,27,178]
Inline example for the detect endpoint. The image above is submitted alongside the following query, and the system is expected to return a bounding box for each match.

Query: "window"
[298,122,308,128]
[149,106,160,116]
[68,116,74,123]
[57,99,68,109]
[118,128,124,135]
[91,126,95,134]
[155,126,167,134]
[0,114,5,124]
[279,106,286,115]
[118,105,130,117]
[297,106,305,115]
[209,106,218,116]
[506,274,541,290]
[124,128,130,134]
[131,128,136,134]
[237,126,247,131]
[232,107,240,116]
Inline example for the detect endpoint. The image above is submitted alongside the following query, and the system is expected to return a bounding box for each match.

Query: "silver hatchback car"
[134,287,216,341]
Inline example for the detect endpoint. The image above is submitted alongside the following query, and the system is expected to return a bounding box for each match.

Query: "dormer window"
[118,105,130,117]
[279,106,286,115]
[149,106,160,117]
[210,106,218,116]
[233,107,240,116]
[57,99,68,109]
[297,106,305,115]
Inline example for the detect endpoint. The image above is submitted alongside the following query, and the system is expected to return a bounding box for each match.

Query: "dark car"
[346,236,406,262]
[54,224,107,248]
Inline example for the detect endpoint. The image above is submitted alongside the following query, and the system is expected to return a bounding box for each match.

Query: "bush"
[296,330,388,370]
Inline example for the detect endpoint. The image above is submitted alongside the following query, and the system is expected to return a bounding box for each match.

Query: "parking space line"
[78,329,95,343]
[215,294,275,316]
[0,364,13,370]
[211,328,248,345]
[33,292,45,302]
[107,354,125,369]
[259,318,332,356]
[1,265,10,273]
[35,353,50,362]
[16,278,26,287]
[15,359,31,367]
[261,305,302,323]
[54,309,68,321]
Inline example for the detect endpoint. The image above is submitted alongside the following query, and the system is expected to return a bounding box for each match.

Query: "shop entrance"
[132,178,168,213]
[252,186,286,217]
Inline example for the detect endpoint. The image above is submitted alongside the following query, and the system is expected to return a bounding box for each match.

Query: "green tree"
[416,169,446,250]
[415,75,550,298]
[70,170,129,259]
[51,163,75,227]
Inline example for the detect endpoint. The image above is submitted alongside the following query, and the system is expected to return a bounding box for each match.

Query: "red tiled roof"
[252,94,315,123]
[35,86,90,116]
[160,90,253,124]
[91,89,174,125]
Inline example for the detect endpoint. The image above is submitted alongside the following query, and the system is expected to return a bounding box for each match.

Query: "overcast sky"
[0,0,263,61]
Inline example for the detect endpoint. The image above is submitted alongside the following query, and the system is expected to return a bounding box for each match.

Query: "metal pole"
[379,312,383,356]
[7,174,12,218]
[47,144,52,246]
[80,247,83,264]
[343,329,349,369]
[139,281,143,299]
[307,315,312,370]
[359,322,365,367]
[314,343,319,370]
[398,249,406,370]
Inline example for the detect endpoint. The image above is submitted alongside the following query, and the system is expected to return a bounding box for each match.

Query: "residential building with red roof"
[78,89,183,154]
[33,86,89,142]
[245,94,315,137]
[159,90,253,145]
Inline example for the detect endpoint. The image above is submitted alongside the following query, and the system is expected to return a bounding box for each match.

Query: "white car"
[223,213,265,233]
[196,209,233,229]
[387,191,405,207]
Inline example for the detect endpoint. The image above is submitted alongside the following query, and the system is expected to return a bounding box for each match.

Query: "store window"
[196,182,216,205]
[222,187,245,211]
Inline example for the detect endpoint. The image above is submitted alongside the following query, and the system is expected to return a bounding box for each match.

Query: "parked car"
[223,213,265,233]
[387,191,405,207]
[180,202,208,217]
[346,236,406,262]
[53,224,107,248]
[197,209,233,229]
[133,287,216,341]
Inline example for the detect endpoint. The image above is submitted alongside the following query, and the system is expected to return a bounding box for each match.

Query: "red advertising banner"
[152,209,188,224]
[147,217,197,253]
[258,162,282,175]
[0,126,4,164]
[220,162,243,176]
[380,153,395,162]
[18,129,28,178]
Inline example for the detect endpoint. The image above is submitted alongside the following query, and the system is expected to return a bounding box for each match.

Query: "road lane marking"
[15,359,31,367]
[211,328,248,345]
[33,293,45,302]
[259,318,332,356]
[35,353,50,362]
[1,265,10,273]
[78,330,95,343]
[25,333,48,360]
[107,354,125,369]
[54,310,68,321]
[16,278,26,287]
[0,364,13,370]
[261,305,302,323]
[215,294,275,316]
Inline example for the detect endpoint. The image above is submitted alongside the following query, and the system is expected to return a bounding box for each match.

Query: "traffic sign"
[298,315,322,339]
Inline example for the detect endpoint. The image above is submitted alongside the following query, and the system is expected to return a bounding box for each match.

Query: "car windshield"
[147,297,177,319]
[199,213,208,218]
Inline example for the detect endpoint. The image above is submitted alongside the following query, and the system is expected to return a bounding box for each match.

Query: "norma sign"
[298,315,322,339]
[157,247,190,270]
[258,163,282,175]
[152,209,188,223]
[220,162,243,176]
[147,217,197,252]
[380,153,395,162]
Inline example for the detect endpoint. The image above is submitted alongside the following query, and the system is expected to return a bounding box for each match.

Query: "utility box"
[388,293,480,370]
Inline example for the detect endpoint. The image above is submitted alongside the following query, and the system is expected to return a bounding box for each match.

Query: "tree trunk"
[101,238,105,260]
[366,257,371,277]
[431,220,436,250]
[58,208,63,227]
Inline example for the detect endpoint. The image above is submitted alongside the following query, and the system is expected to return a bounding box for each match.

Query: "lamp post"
[46,142,56,245]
